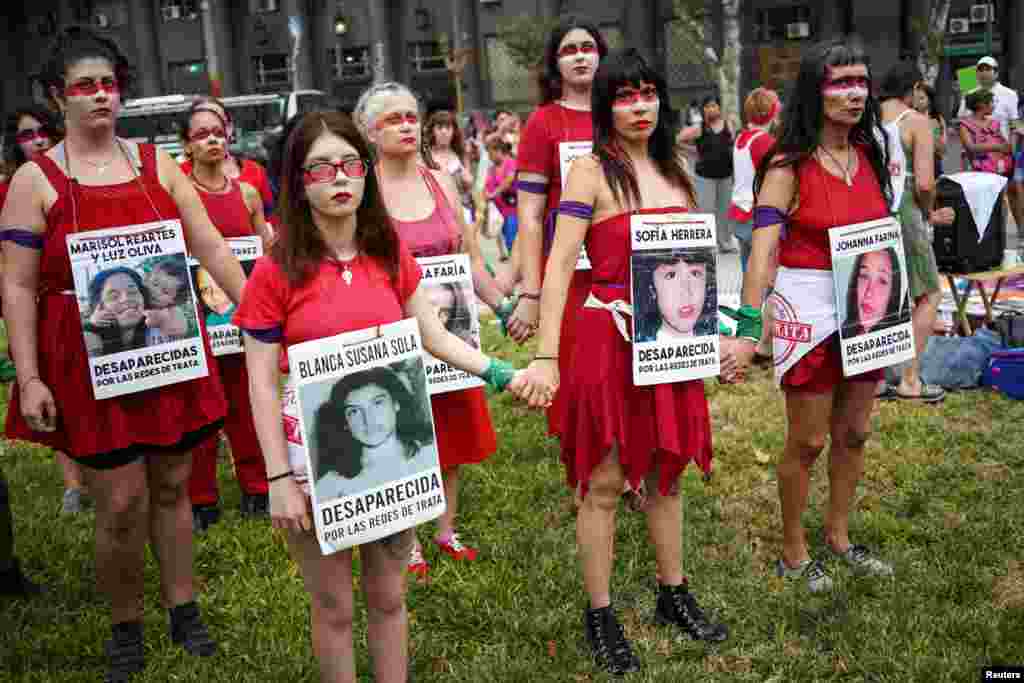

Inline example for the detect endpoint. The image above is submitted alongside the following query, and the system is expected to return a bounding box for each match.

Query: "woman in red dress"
[178,101,273,530]
[354,82,514,576]
[736,38,897,593]
[520,50,730,676]
[0,27,245,681]
[507,16,609,437]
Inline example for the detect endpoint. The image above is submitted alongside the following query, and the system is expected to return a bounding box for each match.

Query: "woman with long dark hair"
[1,26,245,681]
[508,14,610,438]
[234,111,521,681]
[840,247,907,339]
[735,38,896,593]
[176,101,272,530]
[519,49,729,676]
[354,82,513,576]
[913,83,946,176]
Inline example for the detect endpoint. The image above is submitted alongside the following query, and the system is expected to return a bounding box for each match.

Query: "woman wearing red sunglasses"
[178,102,273,533]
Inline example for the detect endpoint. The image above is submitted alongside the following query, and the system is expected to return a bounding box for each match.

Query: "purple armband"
[515,179,548,194]
[0,229,44,249]
[753,206,787,231]
[241,325,283,343]
[556,201,594,220]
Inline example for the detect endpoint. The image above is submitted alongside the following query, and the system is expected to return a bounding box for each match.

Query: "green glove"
[719,304,763,341]
[480,358,515,392]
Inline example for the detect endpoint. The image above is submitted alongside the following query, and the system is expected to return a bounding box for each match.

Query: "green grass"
[3,322,1024,681]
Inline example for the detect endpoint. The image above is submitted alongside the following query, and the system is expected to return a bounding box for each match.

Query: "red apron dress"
[779,146,889,392]
[517,103,594,436]
[187,179,268,504]
[390,168,497,470]
[562,207,712,497]
[5,143,226,461]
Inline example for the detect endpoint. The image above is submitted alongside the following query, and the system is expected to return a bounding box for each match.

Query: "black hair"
[84,266,150,355]
[314,364,435,480]
[842,247,907,337]
[701,94,722,109]
[591,48,695,210]
[754,37,892,209]
[3,106,62,168]
[633,249,717,341]
[917,83,941,121]
[879,61,923,101]
[538,15,609,104]
[965,89,994,113]
[147,256,190,306]
[35,26,135,110]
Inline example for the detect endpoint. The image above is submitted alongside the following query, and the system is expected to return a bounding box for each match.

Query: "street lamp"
[334,15,349,36]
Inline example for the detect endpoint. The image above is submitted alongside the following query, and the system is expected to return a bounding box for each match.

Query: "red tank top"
[780,146,889,271]
[388,167,461,257]
[194,178,253,238]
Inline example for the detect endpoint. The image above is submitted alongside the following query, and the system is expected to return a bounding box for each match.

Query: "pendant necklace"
[818,145,854,187]
[336,251,357,285]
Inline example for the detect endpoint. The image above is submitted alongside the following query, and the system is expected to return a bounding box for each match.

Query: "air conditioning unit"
[949,17,970,34]
[970,4,992,22]
[93,12,110,28]
[786,22,810,39]
[162,4,182,21]
[256,0,279,11]
[479,0,502,4]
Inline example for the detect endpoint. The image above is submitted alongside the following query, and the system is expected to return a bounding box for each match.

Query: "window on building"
[328,47,370,80]
[754,5,812,43]
[251,54,290,88]
[92,1,128,29]
[484,35,531,106]
[408,41,445,72]
[168,61,207,94]
[160,0,199,22]
[250,0,280,14]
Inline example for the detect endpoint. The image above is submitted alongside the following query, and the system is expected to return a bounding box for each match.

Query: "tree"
[671,0,743,130]
[496,15,560,71]
[912,0,952,86]
[719,0,742,131]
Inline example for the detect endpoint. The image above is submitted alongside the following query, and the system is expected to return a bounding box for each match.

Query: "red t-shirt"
[233,244,422,373]
[516,102,594,217]
[181,157,274,214]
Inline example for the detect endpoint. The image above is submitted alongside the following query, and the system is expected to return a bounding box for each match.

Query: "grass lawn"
[2,322,1024,682]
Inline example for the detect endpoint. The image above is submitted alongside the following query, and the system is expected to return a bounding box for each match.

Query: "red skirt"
[560,293,712,498]
[5,292,227,460]
[546,269,593,437]
[431,386,496,470]
[781,333,885,393]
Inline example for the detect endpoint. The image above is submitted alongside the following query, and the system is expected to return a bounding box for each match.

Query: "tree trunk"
[918,0,952,86]
[720,0,742,132]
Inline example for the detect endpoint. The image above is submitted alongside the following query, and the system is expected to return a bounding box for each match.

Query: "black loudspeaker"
[933,176,1006,274]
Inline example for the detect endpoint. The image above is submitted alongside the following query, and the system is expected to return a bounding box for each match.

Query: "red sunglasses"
[64,77,119,97]
[14,128,50,144]
[557,43,597,59]
[302,158,369,185]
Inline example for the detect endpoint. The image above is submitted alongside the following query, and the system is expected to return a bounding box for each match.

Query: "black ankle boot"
[104,621,144,683]
[0,558,44,597]
[584,605,641,677]
[654,582,729,642]
[169,601,217,657]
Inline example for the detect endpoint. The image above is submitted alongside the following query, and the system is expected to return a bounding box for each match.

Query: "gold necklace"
[817,145,854,186]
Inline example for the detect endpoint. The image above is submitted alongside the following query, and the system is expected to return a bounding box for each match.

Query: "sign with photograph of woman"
[417,254,485,394]
[829,217,915,376]
[287,318,445,555]
[629,212,721,385]
[67,220,208,399]
[188,236,262,356]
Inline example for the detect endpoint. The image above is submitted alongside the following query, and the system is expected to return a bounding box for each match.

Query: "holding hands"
[508,357,559,409]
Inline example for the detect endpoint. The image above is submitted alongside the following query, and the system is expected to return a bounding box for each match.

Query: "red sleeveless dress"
[5,143,227,460]
[389,168,497,470]
[562,207,712,497]
[188,179,267,504]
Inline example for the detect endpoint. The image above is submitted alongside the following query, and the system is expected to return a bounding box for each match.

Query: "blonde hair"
[743,87,780,126]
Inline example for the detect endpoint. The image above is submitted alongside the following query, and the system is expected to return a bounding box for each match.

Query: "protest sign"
[287,318,445,555]
[67,220,208,400]
[629,212,720,386]
[558,140,593,271]
[829,216,915,376]
[417,254,484,395]
[188,236,262,356]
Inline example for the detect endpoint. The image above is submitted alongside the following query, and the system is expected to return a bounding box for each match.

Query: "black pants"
[0,465,12,571]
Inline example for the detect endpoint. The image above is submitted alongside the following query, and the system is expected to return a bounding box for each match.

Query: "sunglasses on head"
[63,77,119,97]
[376,112,419,129]
[613,86,659,107]
[188,127,227,142]
[302,158,369,185]
[557,43,597,59]
[14,128,50,144]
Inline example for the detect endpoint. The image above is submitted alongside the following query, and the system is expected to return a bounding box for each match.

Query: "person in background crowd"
[960,91,1013,179]
[729,88,781,272]
[1,26,246,682]
[507,15,610,440]
[735,37,896,594]
[484,138,518,257]
[678,95,738,253]
[878,62,944,403]
[355,81,514,577]
[422,110,475,226]
[913,83,946,176]
[177,101,272,531]
[2,106,89,515]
